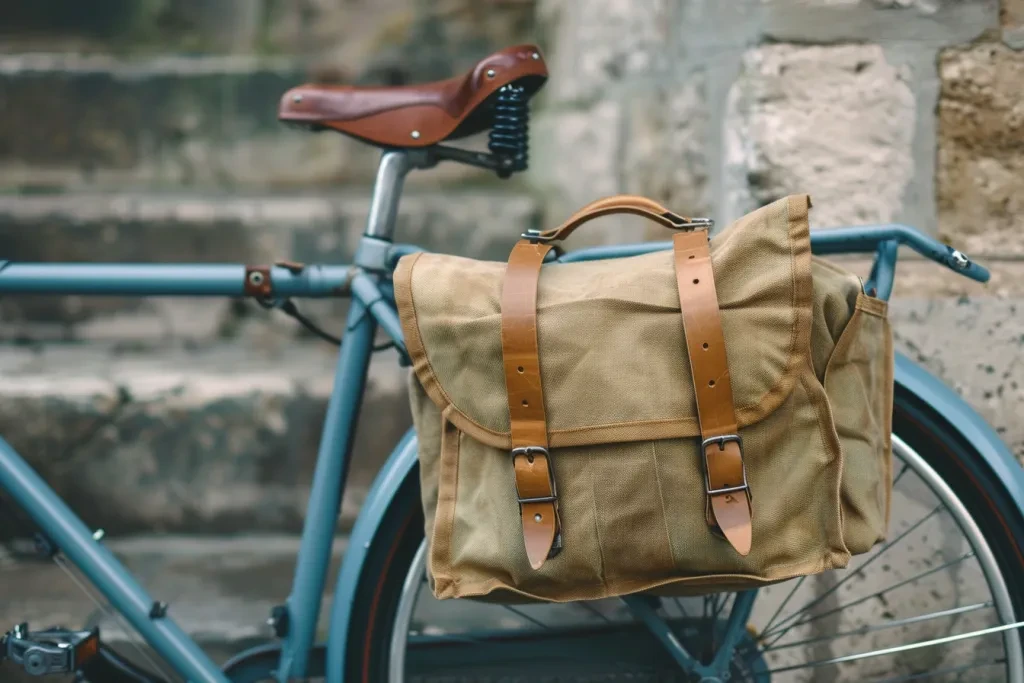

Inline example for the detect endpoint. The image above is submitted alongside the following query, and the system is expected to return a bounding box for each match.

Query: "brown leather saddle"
[278,44,548,148]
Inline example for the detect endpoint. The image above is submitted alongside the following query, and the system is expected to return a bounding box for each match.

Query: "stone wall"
[0,0,1022,535]
[529,0,1024,463]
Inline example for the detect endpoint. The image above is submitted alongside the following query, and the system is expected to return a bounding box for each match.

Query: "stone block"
[723,44,916,228]
[623,74,712,234]
[537,0,671,103]
[0,344,411,534]
[937,43,1024,256]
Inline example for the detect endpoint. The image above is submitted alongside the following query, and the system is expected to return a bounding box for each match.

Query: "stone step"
[0,53,497,191]
[0,342,411,536]
[0,190,539,339]
[0,534,343,683]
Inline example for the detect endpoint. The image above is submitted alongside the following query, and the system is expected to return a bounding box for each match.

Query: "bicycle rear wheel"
[345,391,1024,682]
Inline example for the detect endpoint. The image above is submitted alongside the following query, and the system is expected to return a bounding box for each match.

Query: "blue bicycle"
[1,44,1023,683]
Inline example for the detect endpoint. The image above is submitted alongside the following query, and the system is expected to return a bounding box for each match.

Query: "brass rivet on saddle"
[532,52,540,60]
[486,68,496,78]
[292,94,303,103]
[410,130,421,139]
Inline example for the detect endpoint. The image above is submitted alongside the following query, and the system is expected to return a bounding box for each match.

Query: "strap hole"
[708,379,716,387]
[702,342,709,350]
[522,399,529,407]
[693,278,699,285]
[527,454,535,464]
[517,366,524,374]
[534,513,543,522]
[688,254,695,260]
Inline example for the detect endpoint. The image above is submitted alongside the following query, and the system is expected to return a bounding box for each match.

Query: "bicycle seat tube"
[363,149,437,241]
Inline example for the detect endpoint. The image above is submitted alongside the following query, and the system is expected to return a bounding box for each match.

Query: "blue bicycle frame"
[0,149,1006,683]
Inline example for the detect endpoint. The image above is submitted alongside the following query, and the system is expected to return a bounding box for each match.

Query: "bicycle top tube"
[0,262,356,298]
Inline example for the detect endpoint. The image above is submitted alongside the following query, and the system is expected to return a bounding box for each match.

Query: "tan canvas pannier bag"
[394,193,893,602]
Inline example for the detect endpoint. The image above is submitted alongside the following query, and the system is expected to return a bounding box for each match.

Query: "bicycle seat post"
[364,150,414,242]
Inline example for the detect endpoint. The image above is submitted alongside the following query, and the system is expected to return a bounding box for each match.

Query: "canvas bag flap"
[394,194,813,450]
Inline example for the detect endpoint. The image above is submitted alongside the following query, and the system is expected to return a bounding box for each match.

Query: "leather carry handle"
[500,199,751,569]
[526,195,713,244]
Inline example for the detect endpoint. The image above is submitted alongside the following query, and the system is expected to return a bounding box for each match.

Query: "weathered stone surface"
[891,297,1024,461]
[758,0,997,44]
[537,0,670,103]
[0,1,257,54]
[0,344,410,534]
[937,43,1024,256]
[723,44,917,228]
[0,54,355,190]
[529,99,624,241]
[623,74,711,235]
[279,0,538,87]
[0,191,538,334]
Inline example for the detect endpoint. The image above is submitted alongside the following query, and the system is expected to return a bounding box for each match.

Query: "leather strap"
[535,195,701,243]
[501,240,561,569]
[499,201,751,570]
[673,231,752,556]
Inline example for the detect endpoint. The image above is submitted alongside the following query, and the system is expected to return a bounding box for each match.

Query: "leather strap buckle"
[511,446,558,502]
[701,435,749,496]
[510,446,562,559]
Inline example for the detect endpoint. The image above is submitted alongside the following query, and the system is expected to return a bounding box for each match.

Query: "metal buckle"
[666,215,714,231]
[701,434,749,496]
[520,229,555,243]
[511,446,558,504]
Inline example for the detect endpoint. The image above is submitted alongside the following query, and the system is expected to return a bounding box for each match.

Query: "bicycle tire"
[343,389,1024,682]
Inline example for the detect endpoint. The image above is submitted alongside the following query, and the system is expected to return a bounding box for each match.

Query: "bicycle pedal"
[1,622,100,676]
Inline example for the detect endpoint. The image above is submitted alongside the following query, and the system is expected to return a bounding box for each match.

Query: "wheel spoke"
[761,575,807,635]
[764,551,974,647]
[766,620,1024,674]
[763,601,993,652]
[762,506,942,639]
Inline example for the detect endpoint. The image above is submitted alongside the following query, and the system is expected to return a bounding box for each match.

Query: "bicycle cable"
[259,297,397,352]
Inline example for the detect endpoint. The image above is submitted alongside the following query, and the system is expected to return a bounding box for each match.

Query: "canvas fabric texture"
[394,194,894,602]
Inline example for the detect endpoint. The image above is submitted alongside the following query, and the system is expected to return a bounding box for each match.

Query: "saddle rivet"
[534,513,542,522]
[410,130,421,139]
[292,94,303,103]
[532,52,540,60]
[486,68,496,78]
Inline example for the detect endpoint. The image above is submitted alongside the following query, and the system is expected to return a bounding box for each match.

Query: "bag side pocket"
[428,410,461,598]
[824,293,894,554]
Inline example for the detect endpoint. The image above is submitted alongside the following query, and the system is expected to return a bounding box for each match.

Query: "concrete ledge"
[0,343,411,535]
